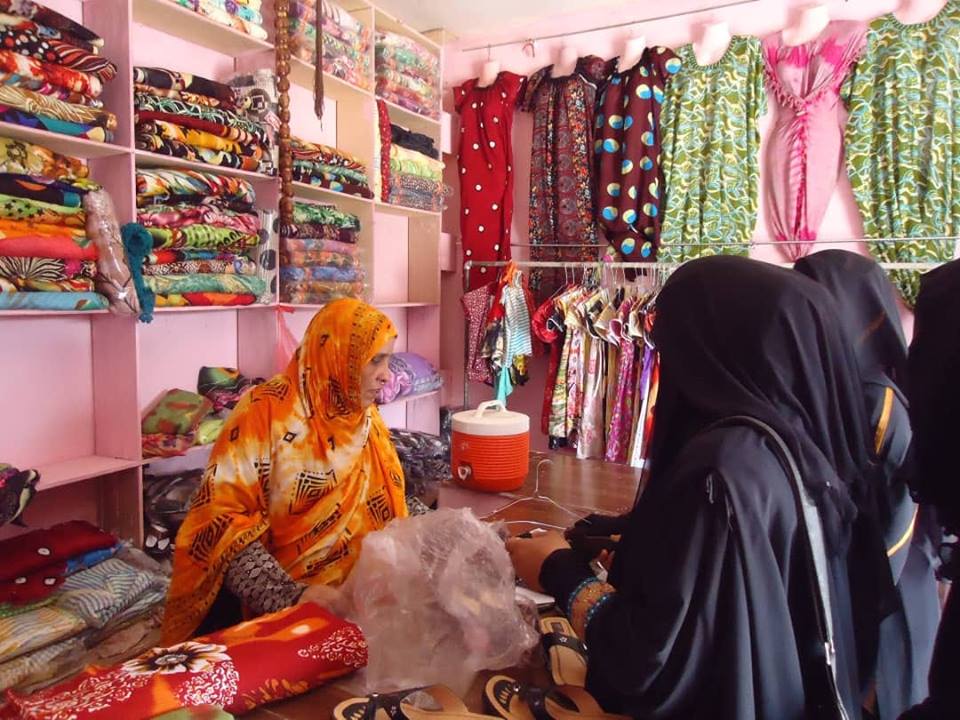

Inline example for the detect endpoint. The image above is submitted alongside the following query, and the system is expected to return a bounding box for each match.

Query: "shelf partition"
[131,0,274,55]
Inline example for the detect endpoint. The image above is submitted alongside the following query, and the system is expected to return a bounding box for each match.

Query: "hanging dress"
[659,37,767,262]
[578,290,608,459]
[595,47,681,262]
[454,72,526,287]
[843,1,960,305]
[521,57,614,291]
[762,22,866,261]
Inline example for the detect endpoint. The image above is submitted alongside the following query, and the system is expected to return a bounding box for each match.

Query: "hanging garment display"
[521,57,614,290]
[762,22,866,261]
[658,37,767,262]
[595,47,681,262]
[843,2,960,305]
[454,71,525,287]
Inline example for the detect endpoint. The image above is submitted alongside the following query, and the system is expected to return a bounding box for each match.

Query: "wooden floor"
[247,452,639,719]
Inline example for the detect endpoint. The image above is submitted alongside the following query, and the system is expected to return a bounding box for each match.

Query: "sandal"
[539,618,588,688]
[334,686,500,720]
[484,676,628,720]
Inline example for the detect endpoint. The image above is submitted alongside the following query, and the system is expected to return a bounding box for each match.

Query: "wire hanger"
[484,458,586,531]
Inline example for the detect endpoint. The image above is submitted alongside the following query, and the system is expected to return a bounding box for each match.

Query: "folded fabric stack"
[0,0,118,141]
[389,428,448,512]
[375,30,440,119]
[0,463,38,527]
[289,0,372,90]
[291,136,373,198]
[135,168,268,307]
[0,522,169,696]
[0,138,111,311]
[377,352,443,404]
[169,0,268,41]
[141,367,260,458]
[228,69,280,177]
[135,67,272,174]
[392,123,439,159]
[388,143,448,212]
[280,201,365,303]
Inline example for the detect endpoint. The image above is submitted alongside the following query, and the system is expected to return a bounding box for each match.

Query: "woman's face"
[360,338,396,407]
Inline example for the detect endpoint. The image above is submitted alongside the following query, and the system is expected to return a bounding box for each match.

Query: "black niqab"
[646,255,875,554]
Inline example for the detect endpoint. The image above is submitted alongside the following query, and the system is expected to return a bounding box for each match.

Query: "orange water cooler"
[451,400,530,492]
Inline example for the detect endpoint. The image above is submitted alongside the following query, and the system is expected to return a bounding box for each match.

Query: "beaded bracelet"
[568,577,615,638]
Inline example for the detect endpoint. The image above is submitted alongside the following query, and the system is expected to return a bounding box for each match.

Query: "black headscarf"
[908,258,960,537]
[648,256,876,554]
[795,250,907,386]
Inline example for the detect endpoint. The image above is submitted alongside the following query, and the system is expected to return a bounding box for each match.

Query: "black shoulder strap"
[705,415,851,720]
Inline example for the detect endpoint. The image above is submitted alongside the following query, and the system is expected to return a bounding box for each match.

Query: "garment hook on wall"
[522,38,536,57]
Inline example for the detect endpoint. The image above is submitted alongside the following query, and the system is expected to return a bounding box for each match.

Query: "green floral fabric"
[658,36,767,262]
[843,1,960,305]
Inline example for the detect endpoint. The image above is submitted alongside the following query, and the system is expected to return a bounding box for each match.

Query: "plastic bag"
[84,189,140,315]
[334,508,538,694]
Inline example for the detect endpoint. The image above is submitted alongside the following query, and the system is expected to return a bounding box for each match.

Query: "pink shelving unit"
[0,0,449,544]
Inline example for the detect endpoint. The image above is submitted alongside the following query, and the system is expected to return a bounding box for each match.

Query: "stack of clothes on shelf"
[0,0,117,141]
[135,67,271,174]
[280,201,364,303]
[289,0,372,89]
[141,366,260,459]
[291,137,373,198]
[228,68,280,177]
[0,463,38,527]
[134,168,268,308]
[377,352,443,404]
[375,30,439,119]
[376,108,449,212]
[0,138,110,311]
[389,429,448,515]
[0,521,169,696]
[142,468,201,564]
[170,0,268,41]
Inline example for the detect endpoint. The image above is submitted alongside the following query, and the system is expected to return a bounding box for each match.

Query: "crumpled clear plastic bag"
[334,508,538,695]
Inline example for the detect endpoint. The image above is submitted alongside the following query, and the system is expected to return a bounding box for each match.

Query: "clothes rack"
[508,235,960,248]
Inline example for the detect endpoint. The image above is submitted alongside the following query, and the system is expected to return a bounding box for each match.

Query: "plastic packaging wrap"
[84,189,140,315]
[332,508,538,695]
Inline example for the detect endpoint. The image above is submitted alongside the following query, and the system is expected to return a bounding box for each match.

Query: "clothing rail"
[461,256,948,406]
[459,0,760,53]
[509,235,960,248]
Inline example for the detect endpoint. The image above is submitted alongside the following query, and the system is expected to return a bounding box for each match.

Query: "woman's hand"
[505,531,571,593]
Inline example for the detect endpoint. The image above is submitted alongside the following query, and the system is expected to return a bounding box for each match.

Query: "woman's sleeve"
[224,541,306,614]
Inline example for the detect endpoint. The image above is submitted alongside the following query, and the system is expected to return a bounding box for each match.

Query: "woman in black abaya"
[508,256,889,720]
[796,250,941,719]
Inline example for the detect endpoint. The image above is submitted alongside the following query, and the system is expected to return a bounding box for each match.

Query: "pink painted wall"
[440,0,946,449]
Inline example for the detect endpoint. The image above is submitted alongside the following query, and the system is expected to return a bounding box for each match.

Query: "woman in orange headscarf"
[163,299,408,643]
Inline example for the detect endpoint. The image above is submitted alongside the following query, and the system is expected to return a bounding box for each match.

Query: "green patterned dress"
[659,36,767,262]
[843,1,960,305]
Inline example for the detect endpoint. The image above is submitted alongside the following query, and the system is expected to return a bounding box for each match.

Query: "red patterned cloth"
[377,99,391,202]
[4,603,368,718]
[0,521,115,583]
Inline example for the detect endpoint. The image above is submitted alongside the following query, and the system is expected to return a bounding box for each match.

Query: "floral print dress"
[843,1,960,305]
[658,37,767,262]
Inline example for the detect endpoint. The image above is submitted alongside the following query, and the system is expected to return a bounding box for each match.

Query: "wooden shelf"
[378,388,441,407]
[290,59,373,104]
[0,121,130,160]
[132,0,273,55]
[153,303,275,313]
[37,456,142,491]
[134,150,277,183]
[375,199,441,218]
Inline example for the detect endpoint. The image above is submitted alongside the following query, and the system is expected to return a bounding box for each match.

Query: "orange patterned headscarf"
[163,299,407,643]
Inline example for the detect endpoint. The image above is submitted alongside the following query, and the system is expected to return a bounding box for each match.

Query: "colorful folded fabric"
[280,265,362,283]
[391,123,438,158]
[0,49,103,99]
[142,432,195,459]
[292,201,360,229]
[0,521,116,587]
[0,27,116,82]
[197,0,264,25]
[0,138,87,180]
[290,159,370,187]
[280,224,358,243]
[0,218,86,241]
[281,250,359,269]
[134,93,267,145]
[137,204,259,233]
[146,225,259,251]
[134,84,233,110]
[280,280,365,303]
[290,137,365,170]
[0,106,112,141]
[154,292,257,307]
[0,606,85,665]
[0,0,103,48]
[0,289,105,309]
[389,144,443,181]
[0,635,85,693]
[136,134,261,172]
[0,85,115,128]
[198,366,256,413]
[0,13,102,56]
[0,276,93,292]
[146,248,254,264]
[137,119,258,157]
[65,545,119,575]
[141,389,213,436]
[0,256,95,284]
[55,558,167,630]
[0,73,101,107]
[136,169,256,207]
[291,166,373,198]
[135,109,263,148]
[143,273,266,296]
[281,237,358,255]
[171,0,269,41]
[0,234,96,260]
[388,172,448,212]
[5,603,367,718]
[0,194,83,227]
[0,174,94,208]
[143,257,256,276]
[133,67,237,104]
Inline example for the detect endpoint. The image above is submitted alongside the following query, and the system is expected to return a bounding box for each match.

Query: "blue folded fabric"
[0,292,108,311]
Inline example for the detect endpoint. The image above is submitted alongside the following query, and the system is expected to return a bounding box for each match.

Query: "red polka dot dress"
[454,71,525,287]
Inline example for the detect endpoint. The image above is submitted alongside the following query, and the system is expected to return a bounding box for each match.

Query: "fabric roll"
[135,169,256,207]
[0,86,115,128]
[0,107,113,141]
[291,201,360,228]
[0,74,101,107]
[143,257,257,276]
[134,84,235,110]
[136,119,258,157]
[145,225,259,251]
[147,248,254,264]
[0,49,103,98]
[280,223,357,243]
[143,273,265,295]
[280,237,358,256]
[0,13,102,56]
[134,109,263,148]
[135,134,260,172]
[0,0,103,47]
[0,138,88,179]
[134,93,267,144]
[280,264,362,283]
[291,165,373,198]
[0,27,116,81]
[133,67,237,103]
[281,249,359,267]
[137,204,259,233]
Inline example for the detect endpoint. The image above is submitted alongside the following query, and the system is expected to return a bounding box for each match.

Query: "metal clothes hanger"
[484,458,586,531]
